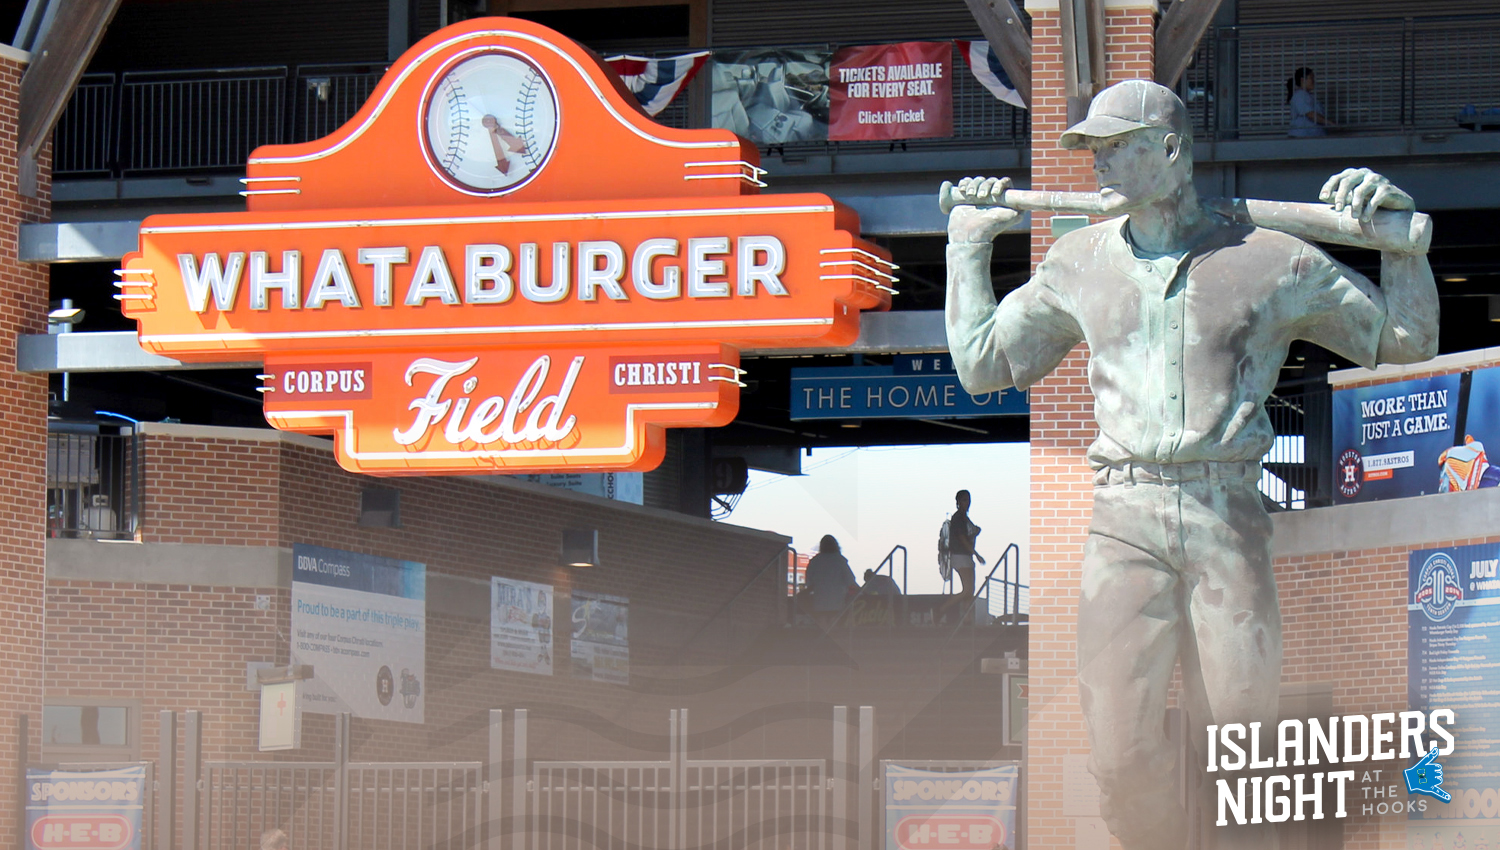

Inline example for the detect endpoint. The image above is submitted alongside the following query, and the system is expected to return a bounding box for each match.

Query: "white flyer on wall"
[571,591,629,685]
[291,544,426,723]
[491,577,555,675]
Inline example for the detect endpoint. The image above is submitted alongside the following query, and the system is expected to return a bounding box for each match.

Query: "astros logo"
[1336,448,1364,498]
[1415,552,1464,622]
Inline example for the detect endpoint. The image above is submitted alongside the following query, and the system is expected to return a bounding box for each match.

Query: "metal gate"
[193,714,482,850]
[27,707,884,850]
[526,708,843,850]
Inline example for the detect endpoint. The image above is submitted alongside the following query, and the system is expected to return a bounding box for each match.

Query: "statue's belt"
[1092,459,1262,487]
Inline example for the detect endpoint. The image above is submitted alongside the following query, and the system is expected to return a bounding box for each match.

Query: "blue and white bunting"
[957,40,1027,110]
[605,51,711,116]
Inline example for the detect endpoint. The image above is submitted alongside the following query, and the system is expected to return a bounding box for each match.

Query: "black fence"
[1261,380,1333,511]
[52,63,388,179]
[50,45,1028,180]
[47,424,142,541]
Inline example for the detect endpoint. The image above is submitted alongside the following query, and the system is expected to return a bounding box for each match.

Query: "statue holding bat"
[942,79,1439,850]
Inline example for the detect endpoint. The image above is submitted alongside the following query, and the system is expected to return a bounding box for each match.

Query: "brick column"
[1021,3,1157,848]
[0,47,51,850]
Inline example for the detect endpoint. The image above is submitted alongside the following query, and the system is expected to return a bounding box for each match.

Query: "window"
[41,699,139,762]
[360,487,402,528]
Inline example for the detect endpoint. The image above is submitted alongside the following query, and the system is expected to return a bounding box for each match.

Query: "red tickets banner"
[828,42,953,141]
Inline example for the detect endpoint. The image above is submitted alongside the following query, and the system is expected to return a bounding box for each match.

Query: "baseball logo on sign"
[422,49,559,194]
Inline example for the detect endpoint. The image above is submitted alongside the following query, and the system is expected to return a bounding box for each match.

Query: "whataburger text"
[175,235,791,313]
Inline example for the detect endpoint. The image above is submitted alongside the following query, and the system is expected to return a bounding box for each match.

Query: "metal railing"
[1186,13,1500,139]
[1260,381,1333,511]
[53,73,116,176]
[870,544,908,594]
[47,424,141,541]
[120,66,288,173]
[294,63,388,143]
[531,708,836,850]
[51,62,386,179]
[51,42,1026,180]
[201,762,340,850]
[980,542,1027,623]
[50,15,1500,180]
[197,714,483,850]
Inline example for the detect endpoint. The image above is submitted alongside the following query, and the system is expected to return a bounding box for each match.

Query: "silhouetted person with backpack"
[949,490,985,603]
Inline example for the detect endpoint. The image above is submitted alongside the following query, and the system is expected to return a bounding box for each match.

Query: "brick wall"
[142,434,281,545]
[47,428,1022,783]
[1024,3,1158,848]
[0,49,50,850]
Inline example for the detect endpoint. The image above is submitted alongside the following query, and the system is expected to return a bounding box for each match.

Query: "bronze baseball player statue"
[943,79,1439,849]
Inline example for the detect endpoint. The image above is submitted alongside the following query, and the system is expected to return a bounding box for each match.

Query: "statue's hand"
[945,176,1023,244]
[1319,168,1415,223]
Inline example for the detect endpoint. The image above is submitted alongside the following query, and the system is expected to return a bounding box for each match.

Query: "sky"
[722,443,1030,598]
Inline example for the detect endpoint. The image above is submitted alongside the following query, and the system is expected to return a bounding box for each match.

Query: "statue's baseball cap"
[1059,79,1191,149]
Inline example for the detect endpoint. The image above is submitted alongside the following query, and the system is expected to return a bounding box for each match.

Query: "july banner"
[491,577,554,675]
[711,47,831,144]
[291,543,427,723]
[571,591,629,685]
[884,763,1020,850]
[26,766,146,850]
[1331,373,1461,503]
[829,42,952,141]
[1408,542,1500,844]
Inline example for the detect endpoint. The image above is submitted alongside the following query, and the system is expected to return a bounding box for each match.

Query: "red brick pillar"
[1022,2,1157,847]
[0,47,52,850]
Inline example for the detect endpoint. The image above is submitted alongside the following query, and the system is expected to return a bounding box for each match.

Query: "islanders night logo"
[1415,552,1464,621]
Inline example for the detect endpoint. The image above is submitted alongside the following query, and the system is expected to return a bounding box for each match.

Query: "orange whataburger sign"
[120,18,893,474]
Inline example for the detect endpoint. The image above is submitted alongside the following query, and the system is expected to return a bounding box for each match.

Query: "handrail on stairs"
[869,544,908,594]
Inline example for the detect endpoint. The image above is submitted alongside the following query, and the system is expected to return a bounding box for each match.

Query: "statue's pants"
[1078,462,1281,850]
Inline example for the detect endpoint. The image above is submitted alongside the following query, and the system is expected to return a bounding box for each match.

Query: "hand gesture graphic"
[1405,748,1452,803]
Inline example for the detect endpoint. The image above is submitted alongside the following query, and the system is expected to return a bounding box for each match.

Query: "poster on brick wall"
[515,473,645,504]
[570,591,629,685]
[291,543,426,723]
[1407,542,1500,845]
[828,42,953,141]
[26,766,146,850]
[884,763,1019,850]
[1330,373,1461,503]
[491,577,554,675]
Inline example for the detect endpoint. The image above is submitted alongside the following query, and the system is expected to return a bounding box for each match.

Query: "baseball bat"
[937,181,1433,254]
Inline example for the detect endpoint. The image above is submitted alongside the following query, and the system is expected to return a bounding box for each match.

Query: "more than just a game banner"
[291,543,426,723]
[491,577,554,676]
[884,763,1019,850]
[571,591,629,685]
[1409,542,1500,845]
[828,42,952,141]
[710,47,831,144]
[26,766,145,850]
[1331,372,1461,503]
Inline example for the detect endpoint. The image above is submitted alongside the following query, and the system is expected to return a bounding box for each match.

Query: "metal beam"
[18,312,951,373]
[1155,0,1226,88]
[17,0,122,165]
[17,331,260,373]
[18,220,141,262]
[961,0,1032,108]
[744,310,948,357]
